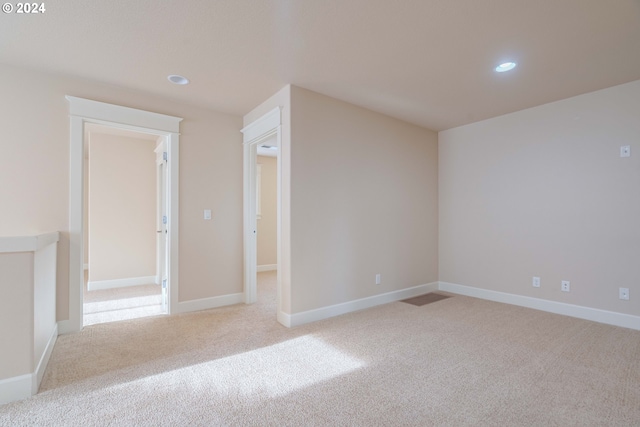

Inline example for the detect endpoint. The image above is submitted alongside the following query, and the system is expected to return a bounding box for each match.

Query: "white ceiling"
[2,0,639,131]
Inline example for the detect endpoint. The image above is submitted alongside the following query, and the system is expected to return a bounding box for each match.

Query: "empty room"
[0,1,638,425]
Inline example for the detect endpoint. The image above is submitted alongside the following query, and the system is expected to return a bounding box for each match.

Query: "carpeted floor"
[1,271,639,426]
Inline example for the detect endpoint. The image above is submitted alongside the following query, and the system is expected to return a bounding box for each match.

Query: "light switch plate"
[204,209,212,220]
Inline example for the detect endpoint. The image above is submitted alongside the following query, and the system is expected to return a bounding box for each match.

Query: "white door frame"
[241,107,282,308]
[61,96,182,334]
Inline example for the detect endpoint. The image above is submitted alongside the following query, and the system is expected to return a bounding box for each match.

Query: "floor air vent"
[401,293,451,306]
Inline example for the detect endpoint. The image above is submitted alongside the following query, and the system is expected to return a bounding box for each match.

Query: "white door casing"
[62,96,182,334]
[241,107,282,310]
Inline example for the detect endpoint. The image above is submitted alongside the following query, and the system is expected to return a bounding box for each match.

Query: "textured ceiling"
[2,0,639,130]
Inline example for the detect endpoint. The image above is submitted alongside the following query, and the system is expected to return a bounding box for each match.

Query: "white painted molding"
[66,96,182,133]
[242,107,282,306]
[277,310,291,328]
[0,324,57,404]
[0,373,32,405]
[0,232,60,253]
[66,96,182,332]
[257,264,277,272]
[288,282,440,327]
[241,107,281,144]
[154,139,167,165]
[57,319,73,335]
[175,293,244,314]
[87,276,157,291]
[438,282,640,331]
[33,324,57,394]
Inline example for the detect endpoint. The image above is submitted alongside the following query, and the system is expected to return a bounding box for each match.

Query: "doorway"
[82,124,166,325]
[241,106,284,324]
[256,137,278,307]
[63,96,182,334]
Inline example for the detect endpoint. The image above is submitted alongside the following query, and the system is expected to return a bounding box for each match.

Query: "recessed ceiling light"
[167,74,190,85]
[495,62,517,72]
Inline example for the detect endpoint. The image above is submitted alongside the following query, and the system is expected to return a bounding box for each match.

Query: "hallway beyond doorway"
[83,272,163,325]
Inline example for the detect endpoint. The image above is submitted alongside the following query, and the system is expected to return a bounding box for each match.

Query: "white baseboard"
[438,281,640,331]
[288,282,439,327]
[277,310,291,328]
[0,373,32,405]
[33,324,57,393]
[0,323,58,404]
[257,264,277,272]
[175,293,244,314]
[87,275,156,291]
[56,319,77,335]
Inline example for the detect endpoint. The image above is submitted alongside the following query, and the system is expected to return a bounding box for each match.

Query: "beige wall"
[0,63,243,321]
[257,155,277,266]
[289,86,439,313]
[439,80,640,316]
[88,133,157,282]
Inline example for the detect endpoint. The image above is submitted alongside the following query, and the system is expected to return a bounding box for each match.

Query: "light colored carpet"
[83,274,163,326]
[1,271,639,426]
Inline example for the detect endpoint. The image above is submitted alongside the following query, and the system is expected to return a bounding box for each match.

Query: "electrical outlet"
[375,274,381,285]
[561,280,570,292]
[532,277,541,288]
[619,287,630,301]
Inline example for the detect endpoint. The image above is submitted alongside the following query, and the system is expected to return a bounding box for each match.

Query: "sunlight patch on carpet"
[110,335,365,398]
[84,295,162,313]
[83,295,164,325]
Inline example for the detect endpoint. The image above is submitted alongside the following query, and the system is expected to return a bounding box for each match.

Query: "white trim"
[241,107,281,142]
[241,107,282,308]
[277,310,291,328]
[57,320,73,335]
[87,276,157,291]
[174,293,244,314]
[288,282,440,327]
[0,373,32,405]
[66,96,182,333]
[34,324,57,394]
[0,232,60,253]
[0,324,57,404]
[257,264,277,272]
[66,96,181,133]
[438,282,640,331]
